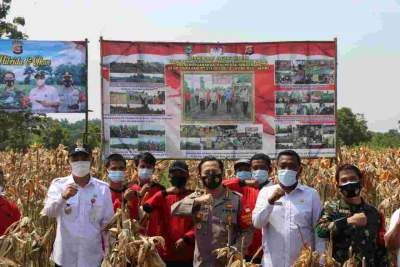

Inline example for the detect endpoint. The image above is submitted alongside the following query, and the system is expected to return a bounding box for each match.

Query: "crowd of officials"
[1,145,400,267]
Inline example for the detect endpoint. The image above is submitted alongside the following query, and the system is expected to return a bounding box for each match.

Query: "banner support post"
[84,38,89,145]
[100,36,105,159]
[334,37,338,164]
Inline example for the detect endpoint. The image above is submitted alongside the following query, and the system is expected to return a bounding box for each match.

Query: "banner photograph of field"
[101,41,336,159]
[0,40,87,113]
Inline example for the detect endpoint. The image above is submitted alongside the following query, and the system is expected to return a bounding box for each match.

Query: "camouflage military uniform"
[171,188,253,267]
[0,87,25,110]
[315,199,390,266]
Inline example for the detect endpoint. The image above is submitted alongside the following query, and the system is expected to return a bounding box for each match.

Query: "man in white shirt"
[29,71,60,113]
[41,144,114,267]
[252,150,325,267]
[240,88,250,116]
[385,208,400,266]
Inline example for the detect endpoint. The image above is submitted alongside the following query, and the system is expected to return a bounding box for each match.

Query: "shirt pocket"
[86,201,104,225]
[293,202,313,229]
[62,198,79,221]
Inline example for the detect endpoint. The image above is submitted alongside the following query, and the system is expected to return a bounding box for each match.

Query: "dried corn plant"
[102,207,166,267]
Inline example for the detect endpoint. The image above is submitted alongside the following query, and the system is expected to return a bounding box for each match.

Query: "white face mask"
[278,169,298,187]
[36,79,45,87]
[71,161,91,177]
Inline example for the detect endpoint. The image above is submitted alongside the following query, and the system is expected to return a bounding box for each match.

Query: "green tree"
[23,65,35,85]
[32,118,71,149]
[337,107,371,146]
[0,111,47,150]
[0,0,26,39]
[368,129,400,148]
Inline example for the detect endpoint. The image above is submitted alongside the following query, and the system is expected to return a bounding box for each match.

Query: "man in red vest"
[124,152,165,236]
[0,168,21,236]
[143,160,195,267]
[105,153,132,212]
[223,153,272,263]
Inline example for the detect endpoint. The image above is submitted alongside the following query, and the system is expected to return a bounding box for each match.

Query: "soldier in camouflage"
[315,164,389,266]
[171,156,253,267]
[0,71,28,110]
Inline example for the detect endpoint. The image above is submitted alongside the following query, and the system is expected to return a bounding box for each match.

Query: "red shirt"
[127,182,165,236]
[110,185,129,212]
[223,178,262,258]
[144,190,195,262]
[0,196,21,236]
[184,92,192,101]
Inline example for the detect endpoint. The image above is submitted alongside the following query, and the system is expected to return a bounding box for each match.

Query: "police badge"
[12,40,23,55]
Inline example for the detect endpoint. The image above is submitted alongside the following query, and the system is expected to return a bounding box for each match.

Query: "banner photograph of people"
[0,40,87,113]
[101,41,336,159]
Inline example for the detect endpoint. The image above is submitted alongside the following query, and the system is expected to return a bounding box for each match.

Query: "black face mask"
[5,80,14,87]
[64,80,72,87]
[339,181,361,198]
[170,175,187,188]
[201,173,222,190]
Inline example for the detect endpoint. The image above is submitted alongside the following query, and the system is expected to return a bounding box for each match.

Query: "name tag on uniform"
[274,201,283,206]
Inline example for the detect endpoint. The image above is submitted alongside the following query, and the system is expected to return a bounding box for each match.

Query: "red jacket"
[143,190,195,262]
[0,196,21,236]
[127,182,165,236]
[223,178,262,259]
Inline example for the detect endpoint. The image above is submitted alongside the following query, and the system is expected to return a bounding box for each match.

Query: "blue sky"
[9,0,400,131]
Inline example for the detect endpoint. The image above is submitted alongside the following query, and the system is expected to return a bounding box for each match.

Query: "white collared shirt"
[252,183,325,267]
[388,208,400,266]
[29,85,60,113]
[41,175,114,267]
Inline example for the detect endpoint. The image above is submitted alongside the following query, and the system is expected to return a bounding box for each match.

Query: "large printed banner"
[0,40,87,113]
[101,40,336,159]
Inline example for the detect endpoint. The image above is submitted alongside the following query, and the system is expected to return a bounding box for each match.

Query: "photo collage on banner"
[101,41,336,159]
[0,40,87,113]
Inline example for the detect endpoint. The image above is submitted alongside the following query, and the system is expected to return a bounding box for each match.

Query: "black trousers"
[56,264,101,267]
[244,256,262,264]
[166,261,193,267]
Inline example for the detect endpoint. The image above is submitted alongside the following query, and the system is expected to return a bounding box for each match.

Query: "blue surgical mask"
[237,171,252,180]
[278,169,298,187]
[138,168,153,181]
[108,170,125,182]
[252,169,269,184]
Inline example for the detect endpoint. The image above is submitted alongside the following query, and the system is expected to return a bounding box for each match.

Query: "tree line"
[0,107,399,151]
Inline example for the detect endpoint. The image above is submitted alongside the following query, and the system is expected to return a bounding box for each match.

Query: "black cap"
[34,71,46,79]
[234,159,250,171]
[169,160,189,173]
[63,72,72,79]
[68,144,92,156]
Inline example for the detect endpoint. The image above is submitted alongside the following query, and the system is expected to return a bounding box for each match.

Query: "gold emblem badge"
[64,204,72,215]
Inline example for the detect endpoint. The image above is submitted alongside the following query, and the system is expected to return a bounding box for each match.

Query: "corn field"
[1,145,400,266]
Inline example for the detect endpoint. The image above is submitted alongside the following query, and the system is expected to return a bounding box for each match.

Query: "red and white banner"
[101,40,336,159]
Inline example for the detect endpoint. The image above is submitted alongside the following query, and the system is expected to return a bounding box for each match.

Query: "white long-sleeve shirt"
[388,208,400,266]
[252,183,325,267]
[41,175,114,267]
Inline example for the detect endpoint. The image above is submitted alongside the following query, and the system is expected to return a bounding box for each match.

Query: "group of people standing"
[185,86,250,116]
[2,146,400,267]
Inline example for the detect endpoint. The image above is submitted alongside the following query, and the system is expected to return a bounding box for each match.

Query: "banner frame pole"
[84,38,89,145]
[100,36,105,159]
[334,37,339,164]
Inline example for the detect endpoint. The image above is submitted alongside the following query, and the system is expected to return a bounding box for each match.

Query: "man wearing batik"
[315,164,389,266]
